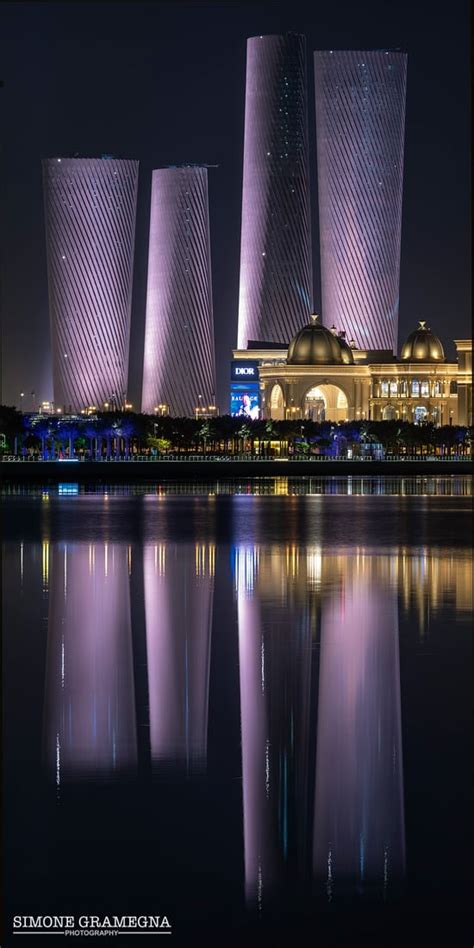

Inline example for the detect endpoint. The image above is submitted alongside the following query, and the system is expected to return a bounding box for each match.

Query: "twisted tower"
[314,50,407,352]
[142,166,216,417]
[237,34,312,348]
[42,156,139,410]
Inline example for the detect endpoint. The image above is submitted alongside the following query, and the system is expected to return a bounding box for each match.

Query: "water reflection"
[234,545,313,907]
[313,555,405,898]
[5,484,468,931]
[43,542,137,782]
[2,475,472,498]
[143,542,214,774]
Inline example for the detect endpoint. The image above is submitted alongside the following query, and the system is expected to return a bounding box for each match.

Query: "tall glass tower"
[42,156,139,411]
[141,166,216,417]
[237,34,312,348]
[314,50,407,352]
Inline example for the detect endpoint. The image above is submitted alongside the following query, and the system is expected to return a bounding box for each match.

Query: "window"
[389,381,398,396]
[420,380,430,396]
[433,381,441,396]
[380,380,389,396]
[414,406,428,424]
[411,380,420,396]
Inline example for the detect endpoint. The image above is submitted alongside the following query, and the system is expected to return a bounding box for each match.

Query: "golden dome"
[287,315,353,365]
[400,321,445,363]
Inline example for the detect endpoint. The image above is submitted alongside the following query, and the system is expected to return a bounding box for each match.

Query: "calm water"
[3,477,472,947]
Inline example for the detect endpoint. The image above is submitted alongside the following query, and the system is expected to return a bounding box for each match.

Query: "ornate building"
[231,318,472,426]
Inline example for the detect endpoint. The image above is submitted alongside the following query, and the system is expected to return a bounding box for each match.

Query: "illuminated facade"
[142,166,216,417]
[233,320,472,426]
[314,51,407,352]
[237,34,312,349]
[42,157,139,412]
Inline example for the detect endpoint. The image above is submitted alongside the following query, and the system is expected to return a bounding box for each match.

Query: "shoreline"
[1,458,472,483]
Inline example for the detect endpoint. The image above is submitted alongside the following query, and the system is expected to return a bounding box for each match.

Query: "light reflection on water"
[1,474,473,498]
[3,479,472,941]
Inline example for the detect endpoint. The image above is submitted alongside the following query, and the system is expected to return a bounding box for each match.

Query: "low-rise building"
[231,318,472,426]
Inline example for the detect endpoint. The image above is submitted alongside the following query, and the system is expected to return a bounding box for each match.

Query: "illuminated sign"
[231,360,259,382]
[230,382,260,419]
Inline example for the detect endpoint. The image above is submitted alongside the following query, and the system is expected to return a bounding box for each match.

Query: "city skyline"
[0,1,470,411]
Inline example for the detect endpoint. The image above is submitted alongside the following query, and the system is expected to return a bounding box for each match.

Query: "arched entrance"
[382,404,397,421]
[269,383,285,421]
[303,385,348,422]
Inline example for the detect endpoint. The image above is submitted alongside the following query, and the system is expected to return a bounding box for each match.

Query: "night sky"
[0,0,470,412]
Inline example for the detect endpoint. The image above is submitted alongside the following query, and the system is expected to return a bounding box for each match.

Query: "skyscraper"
[141,166,216,417]
[42,156,139,411]
[237,34,312,349]
[314,50,407,352]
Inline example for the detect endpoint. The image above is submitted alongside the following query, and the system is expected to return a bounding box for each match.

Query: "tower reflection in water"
[143,542,214,774]
[235,544,406,907]
[313,555,405,898]
[43,542,137,782]
[234,544,314,908]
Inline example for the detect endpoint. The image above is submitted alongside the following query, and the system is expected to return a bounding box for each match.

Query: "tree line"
[0,407,471,458]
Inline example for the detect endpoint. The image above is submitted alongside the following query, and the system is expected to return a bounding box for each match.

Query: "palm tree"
[83,421,99,459]
[237,423,252,455]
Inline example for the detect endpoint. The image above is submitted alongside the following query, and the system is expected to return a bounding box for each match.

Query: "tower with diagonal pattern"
[237,34,312,348]
[42,156,139,411]
[314,50,407,352]
[141,165,216,417]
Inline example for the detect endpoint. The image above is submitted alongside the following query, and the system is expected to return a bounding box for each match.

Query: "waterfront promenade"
[1,456,471,482]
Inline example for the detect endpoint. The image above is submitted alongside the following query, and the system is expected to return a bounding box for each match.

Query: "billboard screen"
[231,360,259,382]
[230,382,260,419]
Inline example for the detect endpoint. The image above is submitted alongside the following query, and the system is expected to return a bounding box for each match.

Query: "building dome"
[336,330,355,365]
[287,316,350,365]
[400,321,445,363]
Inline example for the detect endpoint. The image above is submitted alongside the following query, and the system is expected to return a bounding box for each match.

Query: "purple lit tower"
[142,166,216,417]
[43,543,137,782]
[237,34,312,348]
[313,555,405,895]
[143,541,214,773]
[42,157,139,411]
[314,51,407,352]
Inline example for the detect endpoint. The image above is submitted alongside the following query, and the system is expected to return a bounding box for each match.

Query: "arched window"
[450,380,458,394]
[382,405,396,420]
[420,380,430,396]
[389,381,398,396]
[411,380,420,396]
[269,384,284,421]
[380,380,389,396]
[433,381,441,396]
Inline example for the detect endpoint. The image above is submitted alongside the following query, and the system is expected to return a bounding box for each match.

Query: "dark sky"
[0,0,471,411]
